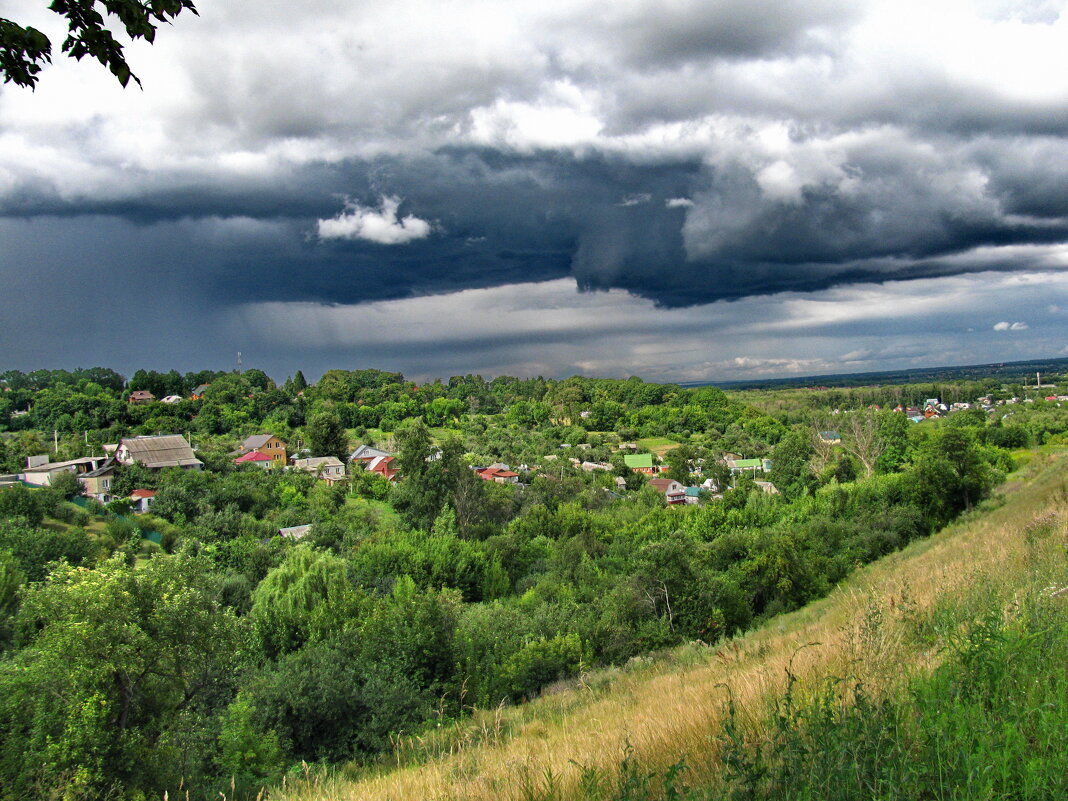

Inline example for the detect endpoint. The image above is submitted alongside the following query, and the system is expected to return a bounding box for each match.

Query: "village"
[7,375,1063,520]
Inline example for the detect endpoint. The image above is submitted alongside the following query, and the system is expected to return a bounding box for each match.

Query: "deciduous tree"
[2,0,198,89]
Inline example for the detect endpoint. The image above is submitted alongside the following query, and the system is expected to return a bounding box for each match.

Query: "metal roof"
[624,453,654,468]
[120,435,202,469]
[242,434,272,450]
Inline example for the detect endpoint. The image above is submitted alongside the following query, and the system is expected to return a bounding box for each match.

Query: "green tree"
[2,0,198,89]
[876,410,911,473]
[249,545,364,658]
[0,550,24,649]
[305,410,349,462]
[0,484,43,525]
[217,693,284,798]
[768,429,814,500]
[0,551,239,800]
[664,444,694,485]
[48,469,83,500]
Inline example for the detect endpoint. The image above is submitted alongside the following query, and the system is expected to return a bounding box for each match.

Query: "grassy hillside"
[272,449,1068,801]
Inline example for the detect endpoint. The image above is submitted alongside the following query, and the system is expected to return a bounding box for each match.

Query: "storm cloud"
[1,0,1067,379]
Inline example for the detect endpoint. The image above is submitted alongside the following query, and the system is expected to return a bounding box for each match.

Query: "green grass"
[344,496,402,527]
[427,427,462,444]
[635,437,680,457]
[345,427,460,448]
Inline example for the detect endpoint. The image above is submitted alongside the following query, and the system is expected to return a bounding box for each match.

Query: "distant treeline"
[684,355,1068,391]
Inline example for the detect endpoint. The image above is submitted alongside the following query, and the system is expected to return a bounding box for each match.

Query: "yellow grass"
[273,449,1068,801]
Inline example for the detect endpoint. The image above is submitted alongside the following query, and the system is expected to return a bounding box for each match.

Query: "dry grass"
[273,450,1068,801]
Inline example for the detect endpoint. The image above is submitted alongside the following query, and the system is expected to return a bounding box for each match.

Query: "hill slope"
[274,449,1068,801]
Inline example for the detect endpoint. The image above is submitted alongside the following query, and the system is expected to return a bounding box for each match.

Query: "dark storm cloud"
[556,0,856,69]
[3,140,1067,315]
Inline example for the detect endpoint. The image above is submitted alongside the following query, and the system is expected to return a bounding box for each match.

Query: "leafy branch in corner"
[1,0,197,89]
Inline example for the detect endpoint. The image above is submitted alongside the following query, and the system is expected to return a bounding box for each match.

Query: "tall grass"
[271,451,1068,801]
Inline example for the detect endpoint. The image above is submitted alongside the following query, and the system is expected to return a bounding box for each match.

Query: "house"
[649,478,686,504]
[160,395,183,404]
[129,489,156,513]
[580,461,610,472]
[21,455,109,487]
[233,451,274,470]
[477,466,520,484]
[190,384,211,400]
[278,524,312,541]
[818,431,841,444]
[349,444,393,464]
[364,455,399,482]
[79,458,118,502]
[128,390,156,404]
[754,480,781,495]
[235,434,288,467]
[116,435,203,471]
[683,486,703,505]
[726,457,764,475]
[293,456,347,484]
[624,453,656,474]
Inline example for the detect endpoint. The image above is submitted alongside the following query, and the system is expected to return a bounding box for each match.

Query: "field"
[635,437,680,458]
[273,448,1068,801]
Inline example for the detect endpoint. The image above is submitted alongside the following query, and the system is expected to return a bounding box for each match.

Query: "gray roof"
[278,524,312,540]
[241,434,277,451]
[120,435,203,469]
[23,456,104,473]
[81,458,117,477]
[349,444,392,462]
[295,456,345,469]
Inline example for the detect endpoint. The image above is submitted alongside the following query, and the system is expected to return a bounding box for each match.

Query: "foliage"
[0,551,239,800]
[2,0,198,89]
[305,410,349,462]
[0,364,1049,797]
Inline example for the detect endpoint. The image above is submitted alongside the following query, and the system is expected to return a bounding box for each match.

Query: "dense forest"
[2,365,1067,800]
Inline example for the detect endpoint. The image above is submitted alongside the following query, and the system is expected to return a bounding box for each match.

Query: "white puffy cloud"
[993,320,1029,330]
[317,196,433,244]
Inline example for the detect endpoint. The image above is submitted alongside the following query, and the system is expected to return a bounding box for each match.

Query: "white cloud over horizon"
[228,269,1068,382]
[316,196,433,244]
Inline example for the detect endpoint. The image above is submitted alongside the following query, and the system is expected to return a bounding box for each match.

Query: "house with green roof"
[623,453,656,474]
[726,457,764,475]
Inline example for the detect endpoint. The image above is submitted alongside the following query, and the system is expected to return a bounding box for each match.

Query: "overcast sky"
[2,0,1067,384]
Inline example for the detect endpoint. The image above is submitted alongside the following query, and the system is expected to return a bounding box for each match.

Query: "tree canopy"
[1,0,197,89]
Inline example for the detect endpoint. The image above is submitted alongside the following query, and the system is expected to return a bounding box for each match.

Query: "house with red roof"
[649,478,686,504]
[233,434,287,467]
[130,489,156,513]
[233,450,274,470]
[477,465,520,484]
